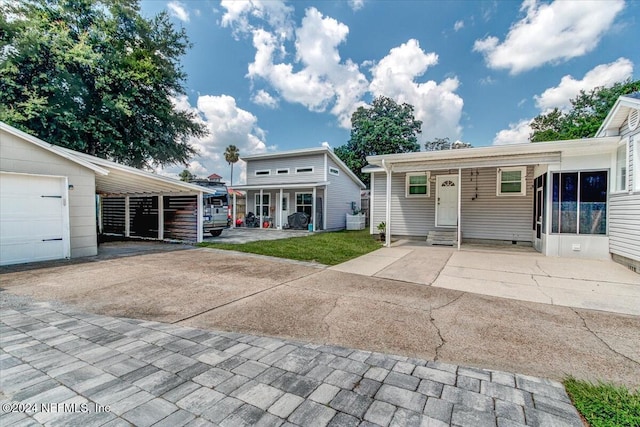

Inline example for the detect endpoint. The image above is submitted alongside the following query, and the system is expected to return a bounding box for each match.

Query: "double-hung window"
[296,193,313,217]
[405,173,429,197]
[615,139,628,192]
[551,171,607,235]
[497,167,526,196]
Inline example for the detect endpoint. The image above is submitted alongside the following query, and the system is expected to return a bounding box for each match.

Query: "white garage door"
[0,172,70,266]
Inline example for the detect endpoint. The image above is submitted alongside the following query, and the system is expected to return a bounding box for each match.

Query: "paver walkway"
[1,298,583,427]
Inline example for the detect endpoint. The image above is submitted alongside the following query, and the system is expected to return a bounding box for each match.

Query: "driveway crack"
[430,293,465,361]
[321,298,339,341]
[171,269,323,324]
[572,308,640,367]
[531,274,554,304]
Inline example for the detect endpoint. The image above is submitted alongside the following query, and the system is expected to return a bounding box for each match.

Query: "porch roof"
[364,137,619,173]
[232,182,330,191]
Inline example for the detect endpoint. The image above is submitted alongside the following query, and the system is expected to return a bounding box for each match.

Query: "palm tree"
[224,145,240,185]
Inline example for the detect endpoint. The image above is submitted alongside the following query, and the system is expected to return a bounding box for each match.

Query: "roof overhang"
[61,149,212,196]
[365,138,619,173]
[596,95,640,137]
[241,147,366,189]
[0,122,109,176]
[232,182,330,191]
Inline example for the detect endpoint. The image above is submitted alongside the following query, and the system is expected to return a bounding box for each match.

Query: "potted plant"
[377,222,386,241]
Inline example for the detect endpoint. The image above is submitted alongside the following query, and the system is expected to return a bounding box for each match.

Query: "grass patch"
[563,377,640,427]
[197,229,382,265]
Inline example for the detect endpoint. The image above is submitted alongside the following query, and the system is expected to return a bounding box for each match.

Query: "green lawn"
[564,377,640,427]
[197,229,382,265]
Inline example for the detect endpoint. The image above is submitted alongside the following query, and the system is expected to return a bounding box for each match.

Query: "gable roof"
[0,121,109,175]
[241,147,366,189]
[596,93,640,137]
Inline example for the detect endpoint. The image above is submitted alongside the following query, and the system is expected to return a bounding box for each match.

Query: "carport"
[65,150,211,243]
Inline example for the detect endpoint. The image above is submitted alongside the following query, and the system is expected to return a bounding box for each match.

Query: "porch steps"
[427,230,457,246]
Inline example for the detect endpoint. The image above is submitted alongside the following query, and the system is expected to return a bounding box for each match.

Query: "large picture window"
[552,171,607,235]
[296,193,313,217]
[405,173,429,197]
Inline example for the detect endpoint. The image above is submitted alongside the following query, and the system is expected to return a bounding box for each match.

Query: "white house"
[1,122,212,266]
[365,94,640,271]
[233,147,366,231]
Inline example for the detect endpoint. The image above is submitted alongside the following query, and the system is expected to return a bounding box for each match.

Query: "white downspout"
[197,191,203,243]
[457,168,462,250]
[382,159,392,247]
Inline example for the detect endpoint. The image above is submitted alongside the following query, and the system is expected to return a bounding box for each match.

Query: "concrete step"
[427,230,457,246]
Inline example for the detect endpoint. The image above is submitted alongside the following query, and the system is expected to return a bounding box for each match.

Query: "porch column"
[279,188,283,230]
[370,174,375,234]
[124,195,130,237]
[457,168,462,250]
[385,166,392,247]
[322,186,327,231]
[232,192,237,228]
[196,192,203,243]
[259,189,263,228]
[312,186,317,232]
[158,195,164,240]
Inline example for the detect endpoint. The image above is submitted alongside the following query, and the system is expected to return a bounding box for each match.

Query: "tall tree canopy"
[224,144,240,186]
[0,0,206,168]
[530,80,640,142]
[335,96,422,186]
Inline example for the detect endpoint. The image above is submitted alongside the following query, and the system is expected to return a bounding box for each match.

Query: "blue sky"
[141,0,640,185]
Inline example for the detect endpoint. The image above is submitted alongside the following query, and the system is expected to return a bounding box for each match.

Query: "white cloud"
[453,20,464,31]
[534,57,633,111]
[247,8,368,128]
[349,0,365,11]
[167,1,189,22]
[251,89,279,108]
[493,119,532,145]
[161,95,267,184]
[220,0,294,39]
[474,0,625,74]
[370,39,464,143]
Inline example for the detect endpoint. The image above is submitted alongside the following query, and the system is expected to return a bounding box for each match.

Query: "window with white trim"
[254,193,270,217]
[296,167,314,174]
[615,139,628,192]
[551,171,607,235]
[405,173,430,197]
[497,167,526,196]
[329,167,339,176]
[295,193,313,217]
[635,136,640,191]
[276,168,289,175]
[255,169,270,176]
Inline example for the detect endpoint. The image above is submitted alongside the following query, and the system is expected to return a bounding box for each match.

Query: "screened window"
[296,193,313,217]
[615,141,628,192]
[552,171,607,235]
[497,167,526,196]
[405,173,429,197]
[254,193,270,217]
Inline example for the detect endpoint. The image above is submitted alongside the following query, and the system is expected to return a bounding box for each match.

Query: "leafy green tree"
[335,96,422,186]
[179,169,195,182]
[224,144,240,186]
[0,0,206,168]
[425,137,473,151]
[530,80,640,142]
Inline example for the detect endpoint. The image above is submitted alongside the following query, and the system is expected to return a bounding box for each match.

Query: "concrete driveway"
[1,244,639,389]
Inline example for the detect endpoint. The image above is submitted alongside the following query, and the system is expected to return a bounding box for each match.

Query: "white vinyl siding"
[326,156,361,230]
[246,154,324,185]
[372,167,533,241]
[609,128,640,262]
[0,128,97,258]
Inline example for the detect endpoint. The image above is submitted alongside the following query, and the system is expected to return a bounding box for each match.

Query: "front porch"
[231,182,328,232]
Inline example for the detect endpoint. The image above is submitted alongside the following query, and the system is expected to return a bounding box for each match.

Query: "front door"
[278,193,289,228]
[533,174,546,252]
[436,175,458,227]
